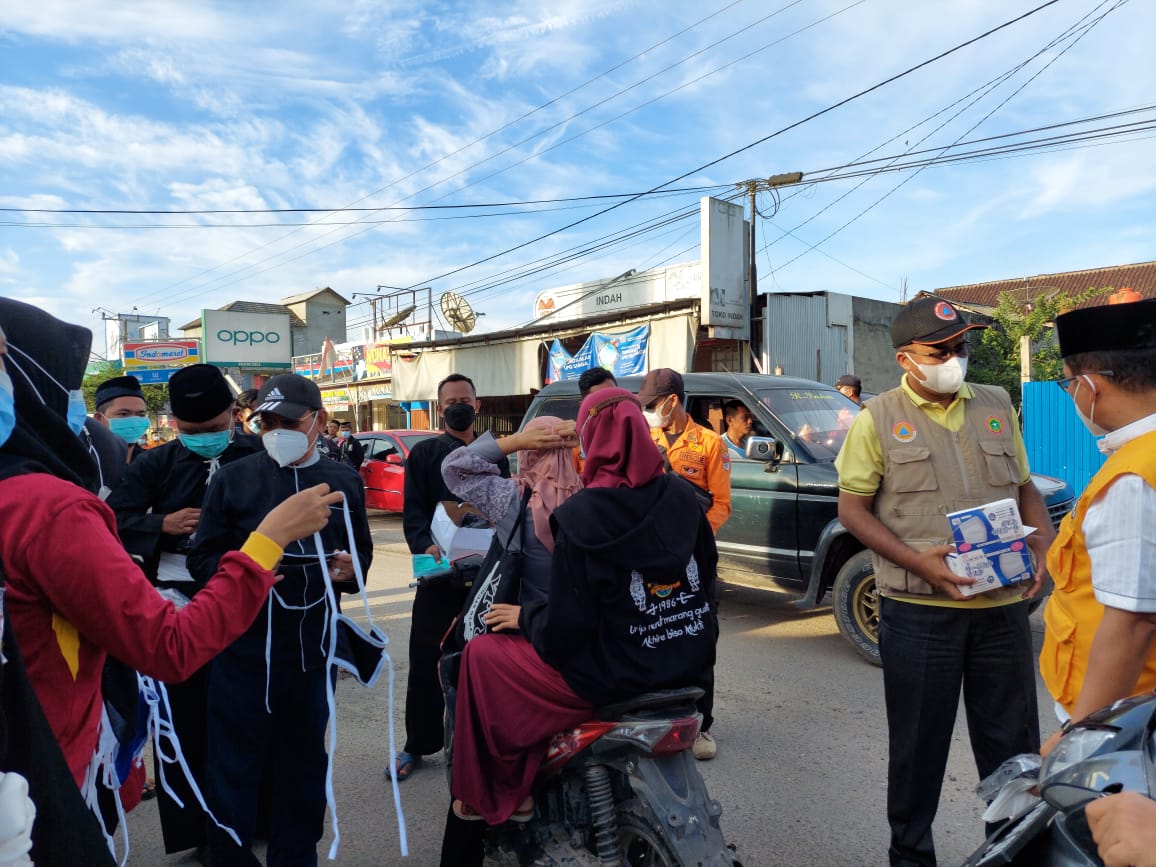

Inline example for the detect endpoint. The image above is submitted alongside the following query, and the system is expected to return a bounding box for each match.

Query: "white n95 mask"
[906,355,967,395]
[262,429,310,467]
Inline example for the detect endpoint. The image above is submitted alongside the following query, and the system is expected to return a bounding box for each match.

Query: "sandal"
[141,780,157,801]
[385,751,420,782]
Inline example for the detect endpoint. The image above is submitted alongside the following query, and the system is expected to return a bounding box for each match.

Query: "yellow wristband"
[240,532,284,572]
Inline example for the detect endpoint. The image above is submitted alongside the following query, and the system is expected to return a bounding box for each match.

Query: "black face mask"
[333,617,388,687]
[443,403,476,432]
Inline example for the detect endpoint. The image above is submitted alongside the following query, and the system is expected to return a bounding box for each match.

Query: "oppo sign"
[201,309,292,368]
[216,329,282,345]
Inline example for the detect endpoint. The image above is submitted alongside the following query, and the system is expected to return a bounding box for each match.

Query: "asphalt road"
[123,512,1057,866]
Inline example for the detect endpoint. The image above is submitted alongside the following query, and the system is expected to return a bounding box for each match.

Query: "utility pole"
[739,171,803,372]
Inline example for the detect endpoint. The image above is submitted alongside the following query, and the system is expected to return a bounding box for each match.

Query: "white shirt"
[1086,412,1156,613]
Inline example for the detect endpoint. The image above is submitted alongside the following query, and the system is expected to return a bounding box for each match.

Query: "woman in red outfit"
[0,299,342,862]
[450,387,719,825]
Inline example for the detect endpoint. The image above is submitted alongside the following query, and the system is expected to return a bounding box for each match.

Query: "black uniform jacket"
[187,451,373,667]
[106,434,261,587]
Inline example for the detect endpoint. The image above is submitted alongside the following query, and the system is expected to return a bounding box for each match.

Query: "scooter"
[442,676,740,866]
[963,689,1156,866]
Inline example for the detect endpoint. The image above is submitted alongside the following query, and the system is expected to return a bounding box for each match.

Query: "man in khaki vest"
[1039,298,1156,757]
[836,296,1055,867]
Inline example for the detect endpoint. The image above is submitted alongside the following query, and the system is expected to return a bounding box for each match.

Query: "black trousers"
[154,668,209,853]
[204,654,329,867]
[879,598,1039,867]
[404,580,469,756]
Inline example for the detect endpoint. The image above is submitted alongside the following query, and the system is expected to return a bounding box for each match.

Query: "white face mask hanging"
[304,485,409,860]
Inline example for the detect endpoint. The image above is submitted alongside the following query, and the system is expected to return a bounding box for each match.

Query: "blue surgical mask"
[6,344,88,435]
[109,416,150,444]
[65,388,87,436]
[0,370,14,448]
[180,429,232,459]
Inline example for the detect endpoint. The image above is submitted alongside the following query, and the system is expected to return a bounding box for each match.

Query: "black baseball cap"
[835,375,861,389]
[254,373,322,419]
[637,368,685,408]
[890,297,986,348]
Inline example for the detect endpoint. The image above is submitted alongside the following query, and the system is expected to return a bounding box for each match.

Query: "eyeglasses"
[254,411,316,431]
[906,340,970,362]
[1056,371,1114,392]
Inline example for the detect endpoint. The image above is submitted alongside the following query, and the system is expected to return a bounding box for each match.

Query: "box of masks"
[945,498,1033,596]
[431,501,494,562]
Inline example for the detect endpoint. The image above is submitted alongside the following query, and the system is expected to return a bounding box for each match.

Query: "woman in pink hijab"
[444,388,719,830]
[441,415,582,625]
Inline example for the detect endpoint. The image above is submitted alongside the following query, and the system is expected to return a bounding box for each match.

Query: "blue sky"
[2,0,1153,355]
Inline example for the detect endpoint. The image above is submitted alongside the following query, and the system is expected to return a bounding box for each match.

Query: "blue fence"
[1021,380,1105,499]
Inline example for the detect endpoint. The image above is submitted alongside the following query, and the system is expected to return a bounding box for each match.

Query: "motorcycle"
[963,689,1156,866]
[442,674,739,866]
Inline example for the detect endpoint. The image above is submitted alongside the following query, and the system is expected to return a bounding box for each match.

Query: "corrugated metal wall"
[1021,381,1104,498]
[765,294,849,385]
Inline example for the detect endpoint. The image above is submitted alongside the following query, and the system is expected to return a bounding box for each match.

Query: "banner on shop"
[547,324,649,383]
[294,342,392,381]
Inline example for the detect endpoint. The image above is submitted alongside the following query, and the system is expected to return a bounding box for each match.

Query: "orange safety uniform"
[650,418,732,533]
[1040,429,1156,714]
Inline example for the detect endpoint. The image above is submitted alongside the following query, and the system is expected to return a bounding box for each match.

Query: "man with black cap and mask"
[188,372,373,866]
[105,363,261,858]
[1039,297,1156,756]
[836,295,1054,867]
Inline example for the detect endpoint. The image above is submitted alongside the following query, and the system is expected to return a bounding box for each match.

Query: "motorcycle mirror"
[1040,780,1120,811]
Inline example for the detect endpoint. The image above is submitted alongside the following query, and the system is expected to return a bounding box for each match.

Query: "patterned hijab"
[515,415,582,552]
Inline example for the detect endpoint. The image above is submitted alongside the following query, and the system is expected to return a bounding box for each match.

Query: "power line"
[119,0,777,309]
[769,0,1126,275]
[0,184,729,216]
[128,0,860,314]
[382,1,1064,295]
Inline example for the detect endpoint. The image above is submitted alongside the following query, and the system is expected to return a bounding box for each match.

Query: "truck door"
[686,394,802,584]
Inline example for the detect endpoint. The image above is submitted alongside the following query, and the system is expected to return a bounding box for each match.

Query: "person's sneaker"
[692,731,717,761]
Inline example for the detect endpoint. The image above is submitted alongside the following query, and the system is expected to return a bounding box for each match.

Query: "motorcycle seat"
[595,687,704,720]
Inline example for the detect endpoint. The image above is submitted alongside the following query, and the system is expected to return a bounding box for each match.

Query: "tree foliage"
[82,362,169,416]
[968,286,1113,407]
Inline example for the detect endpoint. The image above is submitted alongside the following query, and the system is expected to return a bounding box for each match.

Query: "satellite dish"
[440,292,477,334]
[378,304,416,332]
[1007,285,1061,307]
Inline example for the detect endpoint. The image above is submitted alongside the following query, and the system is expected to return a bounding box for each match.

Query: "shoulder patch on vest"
[986,416,1004,434]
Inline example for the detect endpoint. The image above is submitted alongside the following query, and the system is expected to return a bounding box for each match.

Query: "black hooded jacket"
[0,298,115,865]
[523,472,718,707]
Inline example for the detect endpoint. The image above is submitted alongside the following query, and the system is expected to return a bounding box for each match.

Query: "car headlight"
[1040,728,1117,782]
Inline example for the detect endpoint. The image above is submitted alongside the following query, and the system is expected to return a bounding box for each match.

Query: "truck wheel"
[833,550,881,666]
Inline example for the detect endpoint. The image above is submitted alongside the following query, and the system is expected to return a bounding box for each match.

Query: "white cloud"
[1,0,1154,348]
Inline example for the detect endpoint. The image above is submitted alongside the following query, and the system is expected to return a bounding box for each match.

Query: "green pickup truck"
[520,372,1075,665]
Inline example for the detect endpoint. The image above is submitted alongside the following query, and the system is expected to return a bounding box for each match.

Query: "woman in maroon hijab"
[450,387,719,825]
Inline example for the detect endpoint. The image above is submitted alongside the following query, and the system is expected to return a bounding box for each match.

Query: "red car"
[354,430,440,512]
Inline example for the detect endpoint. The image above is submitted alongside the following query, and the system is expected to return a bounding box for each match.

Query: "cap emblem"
[934,301,956,322]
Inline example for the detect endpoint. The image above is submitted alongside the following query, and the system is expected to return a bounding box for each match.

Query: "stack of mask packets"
[945,498,1034,596]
